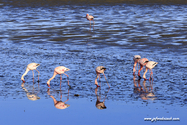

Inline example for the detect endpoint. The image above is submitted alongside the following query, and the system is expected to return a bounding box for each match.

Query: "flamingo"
[143,61,158,81]
[138,58,149,79]
[21,63,40,83]
[133,55,141,76]
[47,66,70,87]
[95,66,110,88]
[86,13,95,29]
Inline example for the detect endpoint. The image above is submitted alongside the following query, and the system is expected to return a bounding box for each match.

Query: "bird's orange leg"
[138,65,143,79]
[63,73,69,86]
[60,74,62,81]
[133,62,137,76]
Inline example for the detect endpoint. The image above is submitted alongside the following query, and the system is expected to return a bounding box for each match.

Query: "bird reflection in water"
[21,82,40,101]
[133,76,156,100]
[95,86,110,110]
[47,82,70,110]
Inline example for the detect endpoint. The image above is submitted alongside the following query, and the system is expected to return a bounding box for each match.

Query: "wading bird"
[133,55,141,76]
[138,58,149,79]
[95,66,110,88]
[86,13,95,29]
[47,66,70,87]
[143,61,158,81]
[21,63,40,83]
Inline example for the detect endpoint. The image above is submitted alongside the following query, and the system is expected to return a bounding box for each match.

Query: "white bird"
[21,63,40,83]
[95,66,110,88]
[143,61,158,81]
[47,66,70,87]
[86,13,95,29]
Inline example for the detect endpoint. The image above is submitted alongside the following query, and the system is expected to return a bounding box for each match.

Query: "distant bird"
[133,55,141,76]
[95,66,110,88]
[47,66,70,87]
[143,61,158,81]
[138,58,149,79]
[21,63,40,83]
[86,13,95,29]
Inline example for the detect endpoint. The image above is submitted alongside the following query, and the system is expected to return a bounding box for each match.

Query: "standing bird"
[133,55,141,76]
[95,66,110,88]
[86,13,95,29]
[138,58,149,79]
[143,61,158,81]
[21,63,40,83]
[47,66,70,87]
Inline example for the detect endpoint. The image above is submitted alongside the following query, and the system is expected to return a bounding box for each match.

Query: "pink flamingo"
[95,66,110,88]
[47,66,70,87]
[86,13,95,29]
[21,63,40,83]
[133,55,141,76]
[138,58,149,79]
[143,61,158,81]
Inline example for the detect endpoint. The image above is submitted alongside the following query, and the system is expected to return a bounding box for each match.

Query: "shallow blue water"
[0,1,187,125]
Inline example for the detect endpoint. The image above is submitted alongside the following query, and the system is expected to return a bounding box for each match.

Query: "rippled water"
[0,1,187,125]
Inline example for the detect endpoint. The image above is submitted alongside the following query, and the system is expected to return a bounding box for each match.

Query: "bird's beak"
[66,68,70,71]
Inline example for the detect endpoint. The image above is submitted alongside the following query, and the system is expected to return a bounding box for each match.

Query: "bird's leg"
[151,69,153,82]
[99,74,101,81]
[93,20,94,30]
[103,73,110,88]
[90,21,91,29]
[32,70,34,82]
[63,73,69,78]
[133,62,137,76]
[149,69,151,81]
[63,73,69,86]
[35,69,40,82]
[95,74,100,87]
[60,74,62,81]
[138,65,143,79]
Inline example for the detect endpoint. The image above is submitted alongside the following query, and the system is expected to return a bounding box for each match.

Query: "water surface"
[0,1,187,125]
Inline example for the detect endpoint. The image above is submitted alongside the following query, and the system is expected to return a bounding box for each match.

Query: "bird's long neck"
[143,68,148,78]
[47,71,57,84]
[21,68,30,80]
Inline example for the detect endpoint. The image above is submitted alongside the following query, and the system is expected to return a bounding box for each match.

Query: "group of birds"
[21,63,109,88]
[133,55,158,81]
[21,14,158,88]
[21,55,158,88]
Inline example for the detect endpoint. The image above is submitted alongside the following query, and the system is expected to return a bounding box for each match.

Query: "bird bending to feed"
[133,55,141,76]
[143,61,158,81]
[138,58,149,79]
[86,13,95,29]
[21,63,40,83]
[95,66,110,88]
[47,66,70,87]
